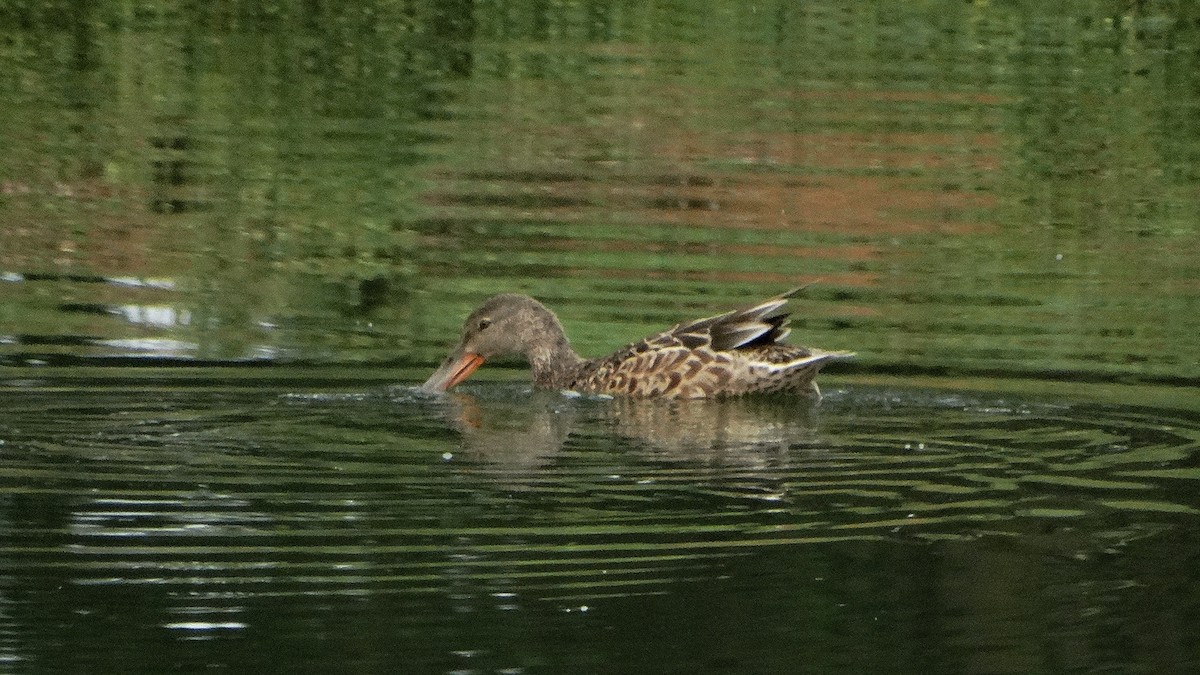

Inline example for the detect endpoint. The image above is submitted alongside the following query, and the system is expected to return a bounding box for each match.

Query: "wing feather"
[637,286,817,353]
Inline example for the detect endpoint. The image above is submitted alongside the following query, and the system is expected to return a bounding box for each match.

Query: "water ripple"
[0,379,1196,608]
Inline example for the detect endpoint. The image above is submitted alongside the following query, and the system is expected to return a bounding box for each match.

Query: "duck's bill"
[421,352,486,393]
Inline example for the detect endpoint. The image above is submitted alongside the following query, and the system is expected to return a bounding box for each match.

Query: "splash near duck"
[421,287,853,399]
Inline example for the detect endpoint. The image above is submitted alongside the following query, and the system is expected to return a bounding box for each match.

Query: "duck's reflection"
[604,395,821,461]
[439,388,577,472]
[435,386,826,476]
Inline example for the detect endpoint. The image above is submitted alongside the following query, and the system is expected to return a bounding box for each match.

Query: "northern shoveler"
[421,287,853,399]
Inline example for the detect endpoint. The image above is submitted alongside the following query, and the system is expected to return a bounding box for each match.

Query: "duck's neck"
[527,331,585,389]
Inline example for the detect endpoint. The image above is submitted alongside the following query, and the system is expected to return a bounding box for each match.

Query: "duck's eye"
[477,318,492,331]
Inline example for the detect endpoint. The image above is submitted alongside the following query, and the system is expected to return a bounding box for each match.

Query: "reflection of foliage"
[0,0,470,361]
[0,1,1195,378]
[1005,4,1200,236]
[256,217,414,280]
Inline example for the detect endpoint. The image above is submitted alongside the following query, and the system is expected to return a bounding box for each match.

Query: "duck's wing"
[651,285,810,352]
[582,287,808,374]
[573,286,849,398]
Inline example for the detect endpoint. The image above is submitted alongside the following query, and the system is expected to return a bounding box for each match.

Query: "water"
[1,373,1197,672]
[1,2,1196,378]
[1,0,1198,672]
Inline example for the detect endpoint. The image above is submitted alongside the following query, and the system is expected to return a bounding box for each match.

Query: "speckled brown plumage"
[421,287,853,400]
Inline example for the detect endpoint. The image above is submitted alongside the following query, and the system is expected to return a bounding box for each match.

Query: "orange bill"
[421,351,486,392]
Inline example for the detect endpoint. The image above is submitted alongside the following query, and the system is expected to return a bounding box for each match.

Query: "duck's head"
[420,294,566,393]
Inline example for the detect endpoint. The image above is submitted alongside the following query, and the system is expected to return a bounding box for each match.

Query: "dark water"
[1,373,1198,672]
[2,1,1199,672]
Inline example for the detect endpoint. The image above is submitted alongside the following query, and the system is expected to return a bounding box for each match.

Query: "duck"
[421,287,853,399]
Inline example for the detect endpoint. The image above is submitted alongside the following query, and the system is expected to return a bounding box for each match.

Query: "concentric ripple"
[1,375,1196,623]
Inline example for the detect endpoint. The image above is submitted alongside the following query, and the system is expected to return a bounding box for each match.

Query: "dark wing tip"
[676,332,710,350]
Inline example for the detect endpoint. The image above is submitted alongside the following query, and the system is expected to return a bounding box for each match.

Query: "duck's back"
[567,290,852,399]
